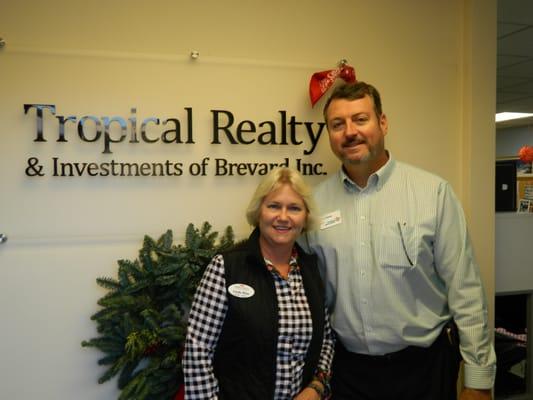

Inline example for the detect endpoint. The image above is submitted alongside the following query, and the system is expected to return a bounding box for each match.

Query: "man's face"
[325,95,388,166]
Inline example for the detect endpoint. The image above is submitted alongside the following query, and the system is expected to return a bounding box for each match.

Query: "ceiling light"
[495,112,533,122]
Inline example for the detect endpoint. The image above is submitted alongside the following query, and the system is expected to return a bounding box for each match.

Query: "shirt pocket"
[377,221,418,269]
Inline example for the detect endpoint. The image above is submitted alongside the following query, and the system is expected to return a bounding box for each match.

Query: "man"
[304,81,496,400]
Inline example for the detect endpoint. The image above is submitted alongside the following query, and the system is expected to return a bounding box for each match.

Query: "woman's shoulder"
[220,238,250,257]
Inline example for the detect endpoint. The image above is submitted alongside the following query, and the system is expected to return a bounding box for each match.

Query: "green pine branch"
[82,222,234,400]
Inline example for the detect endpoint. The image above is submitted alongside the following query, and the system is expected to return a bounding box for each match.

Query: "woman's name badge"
[320,210,342,230]
[228,283,255,298]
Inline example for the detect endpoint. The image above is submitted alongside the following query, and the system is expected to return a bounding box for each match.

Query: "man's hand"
[459,387,492,400]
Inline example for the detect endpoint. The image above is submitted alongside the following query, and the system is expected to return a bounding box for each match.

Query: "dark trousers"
[331,325,462,400]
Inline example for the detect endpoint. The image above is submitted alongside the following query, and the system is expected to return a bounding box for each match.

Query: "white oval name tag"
[228,283,255,298]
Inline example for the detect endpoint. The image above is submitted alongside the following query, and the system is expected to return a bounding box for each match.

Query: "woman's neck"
[259,238,293,266]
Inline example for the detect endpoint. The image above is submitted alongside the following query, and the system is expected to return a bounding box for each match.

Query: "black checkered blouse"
[183,253,334,399]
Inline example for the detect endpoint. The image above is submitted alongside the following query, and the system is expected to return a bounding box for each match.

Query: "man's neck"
[344,152,389,188]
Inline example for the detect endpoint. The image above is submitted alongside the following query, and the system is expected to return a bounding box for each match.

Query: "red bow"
[309,61,356,107]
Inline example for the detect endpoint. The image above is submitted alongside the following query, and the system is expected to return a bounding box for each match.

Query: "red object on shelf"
[518,145,533,163]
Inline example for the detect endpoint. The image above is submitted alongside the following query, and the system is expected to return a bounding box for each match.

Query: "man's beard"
[343,148,375,165]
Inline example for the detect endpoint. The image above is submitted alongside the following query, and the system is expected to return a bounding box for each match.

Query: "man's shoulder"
[395,160,448,186]
[314,171,341,196]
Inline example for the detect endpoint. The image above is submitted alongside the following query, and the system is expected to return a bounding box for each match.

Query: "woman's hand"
[293,386,321,400]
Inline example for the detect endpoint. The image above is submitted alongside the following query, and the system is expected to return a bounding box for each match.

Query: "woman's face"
[258,183,307,255]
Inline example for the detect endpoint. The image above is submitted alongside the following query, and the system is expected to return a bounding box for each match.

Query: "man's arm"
[434,183,496,390]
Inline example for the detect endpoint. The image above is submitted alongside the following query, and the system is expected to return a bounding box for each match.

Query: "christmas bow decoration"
[309,60,356,107]
[518,145,533,163]
[174,384,185,400]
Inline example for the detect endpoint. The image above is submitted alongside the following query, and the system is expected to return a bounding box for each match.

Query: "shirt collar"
[264,247,299,275]
[340,151,395,192]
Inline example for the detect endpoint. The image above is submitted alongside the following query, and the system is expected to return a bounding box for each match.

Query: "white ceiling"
[497,0,533,121]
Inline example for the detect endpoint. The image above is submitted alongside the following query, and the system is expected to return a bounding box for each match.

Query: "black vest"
[213,228,325,400]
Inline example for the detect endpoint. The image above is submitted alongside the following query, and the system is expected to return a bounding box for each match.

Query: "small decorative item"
[518,145,533,164]
[517,145,533,177]
[309,60,356,107]
[518,199,531,213]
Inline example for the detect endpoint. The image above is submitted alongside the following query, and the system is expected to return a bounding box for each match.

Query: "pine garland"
[82,222,235,400]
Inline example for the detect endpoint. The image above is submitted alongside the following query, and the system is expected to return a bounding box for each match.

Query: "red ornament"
[143,341,161,355]
[174,384,185,400]
[518,145,533,163]
[309,61,356,107]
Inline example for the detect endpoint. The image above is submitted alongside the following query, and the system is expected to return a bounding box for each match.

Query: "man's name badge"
[320,210,342,230]
[228,283,255,298]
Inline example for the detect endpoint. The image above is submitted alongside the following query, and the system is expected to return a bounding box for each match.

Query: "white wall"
[0,1,496,399]
[495,213,533,293]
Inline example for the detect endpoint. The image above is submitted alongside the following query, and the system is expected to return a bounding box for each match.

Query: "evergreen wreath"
[82,222,235,400]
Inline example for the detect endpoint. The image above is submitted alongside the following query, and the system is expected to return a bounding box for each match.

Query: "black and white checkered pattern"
[183,253,334,399]
[183,254,227,399]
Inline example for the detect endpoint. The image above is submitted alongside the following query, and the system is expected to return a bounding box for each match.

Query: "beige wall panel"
[0,1,495,399]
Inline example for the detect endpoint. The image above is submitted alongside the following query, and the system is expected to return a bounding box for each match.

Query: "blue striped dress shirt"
[304,155,496,389]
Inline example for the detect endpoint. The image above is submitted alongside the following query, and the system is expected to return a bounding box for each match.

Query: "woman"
[183,167,334,400]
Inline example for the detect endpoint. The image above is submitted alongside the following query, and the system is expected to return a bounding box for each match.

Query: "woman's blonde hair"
[245,167,317,232]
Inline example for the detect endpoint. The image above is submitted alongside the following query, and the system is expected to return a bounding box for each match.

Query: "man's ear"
[380,113,388,135]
